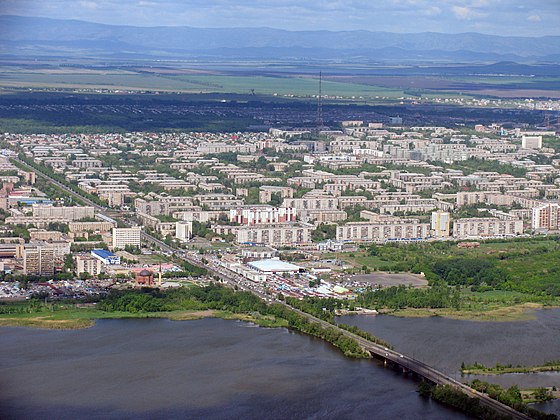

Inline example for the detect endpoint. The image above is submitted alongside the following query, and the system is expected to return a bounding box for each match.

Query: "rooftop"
[247,259,301,273]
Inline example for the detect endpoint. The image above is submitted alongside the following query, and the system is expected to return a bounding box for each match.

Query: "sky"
[0,0,559,36]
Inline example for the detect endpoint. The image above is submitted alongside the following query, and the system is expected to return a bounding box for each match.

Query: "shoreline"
[0,309,288,330]
[374,302,551,322]
[2,301,557,330]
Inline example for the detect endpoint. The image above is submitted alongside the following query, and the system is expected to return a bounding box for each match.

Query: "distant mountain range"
[1,15,560,63]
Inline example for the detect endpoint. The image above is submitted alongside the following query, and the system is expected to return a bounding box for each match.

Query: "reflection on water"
[339,309,560,416]
[1,318,469,419]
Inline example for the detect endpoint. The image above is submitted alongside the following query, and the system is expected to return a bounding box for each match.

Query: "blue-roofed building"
[91,249,121,265]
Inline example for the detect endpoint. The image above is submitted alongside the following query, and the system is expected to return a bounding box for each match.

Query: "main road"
[16,156,530,420]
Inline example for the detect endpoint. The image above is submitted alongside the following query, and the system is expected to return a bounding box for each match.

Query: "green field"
[0,69,406,98]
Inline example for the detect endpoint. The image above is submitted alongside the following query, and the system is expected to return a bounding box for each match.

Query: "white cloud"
[78,1,98,9]
[423,6,441,16]
[527,14,541,22]
[451,5,484,20]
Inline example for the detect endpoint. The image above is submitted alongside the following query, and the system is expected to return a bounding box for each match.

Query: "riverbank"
[1,300,552,329]
[377,302,546,322]
[0,308,288,330]
[462,361,560,376]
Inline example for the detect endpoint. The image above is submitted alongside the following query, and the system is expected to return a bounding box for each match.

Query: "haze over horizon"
[0,0,559,37]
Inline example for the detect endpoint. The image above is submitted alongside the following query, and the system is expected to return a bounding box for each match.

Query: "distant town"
[0,119,558,304]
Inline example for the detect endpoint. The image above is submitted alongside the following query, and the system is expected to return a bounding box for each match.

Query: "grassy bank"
[0,285,371,358]
[379,302,546,322]
[462,361,560,376]
[0,307,288,330]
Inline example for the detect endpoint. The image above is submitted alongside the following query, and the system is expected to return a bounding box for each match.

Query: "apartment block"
[336,220,430,243]
[75,255,103,276]
[431,211,451,237]
[229,206,297,225]
[531,203,560,231]
[453,218,523,238]
[32,204,95,220]
[236,223,313,246]
[112,227,142,249]
[23,245,55,276]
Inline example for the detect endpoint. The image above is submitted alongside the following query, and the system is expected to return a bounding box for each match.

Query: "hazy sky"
[1,0,559,36]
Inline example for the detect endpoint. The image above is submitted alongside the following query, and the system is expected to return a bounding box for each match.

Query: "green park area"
[323,237,560,320]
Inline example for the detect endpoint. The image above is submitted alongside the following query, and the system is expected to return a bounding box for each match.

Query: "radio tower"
[316,71,324,131]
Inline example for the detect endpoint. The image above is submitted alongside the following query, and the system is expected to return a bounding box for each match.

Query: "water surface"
[1,318,470,419]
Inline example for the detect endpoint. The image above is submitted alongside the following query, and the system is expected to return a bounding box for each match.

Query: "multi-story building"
[336,219,430,243]
[176,221,193,241]
[32,204,95,220]
[521,135,542,149]
[431,211,451,237]
[236,223,313,246]
[229,206,297,225]
[259,186,294,203]
[75,255,103,276]
[453,218,523,238]
[531,203,560,231]
[282,196,338,211]
[23,245,55,276]
[112,227,142,249]
[68,221,115,233]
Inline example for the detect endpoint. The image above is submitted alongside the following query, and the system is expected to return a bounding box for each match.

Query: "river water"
[339,308,560,416]
[0,318,469,420]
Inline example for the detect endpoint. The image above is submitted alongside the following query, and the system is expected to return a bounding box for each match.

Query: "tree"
[532,387,553,402]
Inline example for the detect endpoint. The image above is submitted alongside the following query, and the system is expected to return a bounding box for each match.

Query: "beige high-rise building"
[75,255,103,276]
[431,211,451,237]
[112,227,142,249]
[532,203,560,231]
[23,245,55,276]
[521,135,542,149]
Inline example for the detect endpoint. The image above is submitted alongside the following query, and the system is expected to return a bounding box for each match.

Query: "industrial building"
[247,259,302,274]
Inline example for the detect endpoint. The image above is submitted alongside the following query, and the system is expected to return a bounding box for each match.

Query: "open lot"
[351,273,428,288]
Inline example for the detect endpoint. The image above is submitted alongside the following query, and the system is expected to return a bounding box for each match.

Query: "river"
[339,308,560,416]
[0,318,469,419]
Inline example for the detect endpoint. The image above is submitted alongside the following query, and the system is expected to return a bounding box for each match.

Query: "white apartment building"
[176,221,193,241]
[336,220,430,243]
[236,223,313,246]
[32,204,95,220]
[229,206,297,225]
[112,227,142,249]
[453,218,523,238]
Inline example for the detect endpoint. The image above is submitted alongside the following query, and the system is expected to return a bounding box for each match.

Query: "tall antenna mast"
[316,71,323,130]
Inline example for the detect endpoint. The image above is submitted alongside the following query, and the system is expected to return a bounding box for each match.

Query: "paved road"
[18,156,529,420]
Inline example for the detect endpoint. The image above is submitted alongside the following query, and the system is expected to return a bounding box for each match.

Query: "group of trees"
[469,380,556,420]
[311,223,336,242]
[419,382,556,420]
[432,258,507,287]
[357,283,462,310]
